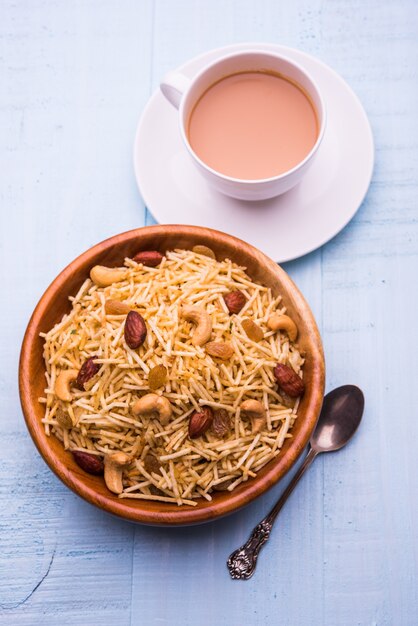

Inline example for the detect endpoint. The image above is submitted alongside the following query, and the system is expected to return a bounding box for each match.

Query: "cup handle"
[160,72,191,109]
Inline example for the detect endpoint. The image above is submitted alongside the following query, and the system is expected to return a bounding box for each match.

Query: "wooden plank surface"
[1,1,417,624]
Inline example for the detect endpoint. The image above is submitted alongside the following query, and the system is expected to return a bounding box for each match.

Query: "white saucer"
[134,43,374,262]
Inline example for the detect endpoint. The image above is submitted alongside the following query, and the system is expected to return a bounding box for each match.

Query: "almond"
[273,363,305,397]
[75,357,100,390]
[72,450,104,475]
[105,299,130,315]
[211,408,231,438]
[124,311,147,349]
[132,250,163,267]
[242,318,264,342]
[188,407,214,439]
[205,341,234,360]
[224,290,246,314]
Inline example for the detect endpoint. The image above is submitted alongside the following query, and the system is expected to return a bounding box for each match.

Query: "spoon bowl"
[311,385,364,453]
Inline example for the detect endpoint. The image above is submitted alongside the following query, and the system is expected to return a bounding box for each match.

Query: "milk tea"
[188,71,318,180]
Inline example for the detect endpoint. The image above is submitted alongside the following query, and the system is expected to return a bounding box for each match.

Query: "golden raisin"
[148,364,167,390]
[192,245,216,259]
[211,409,231,437]
[242,319,264,342]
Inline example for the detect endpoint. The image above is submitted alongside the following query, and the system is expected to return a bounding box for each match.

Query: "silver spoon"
[227,385,364,580]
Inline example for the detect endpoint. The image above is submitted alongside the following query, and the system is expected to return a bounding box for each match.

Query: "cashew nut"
[90,265,128,287]
[55,369,78,401]
[267,314,298,342]
[132,393,173,426]
[181,305,212,346]
[104,451,131,494]
[240,399,267,434]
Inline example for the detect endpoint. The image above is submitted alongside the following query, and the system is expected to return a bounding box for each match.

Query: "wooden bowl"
[19,225,324,525]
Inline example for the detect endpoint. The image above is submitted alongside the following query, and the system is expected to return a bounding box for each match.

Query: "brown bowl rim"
[19,224,325,525]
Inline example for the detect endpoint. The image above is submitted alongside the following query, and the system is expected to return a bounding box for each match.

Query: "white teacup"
[160,50,326,201]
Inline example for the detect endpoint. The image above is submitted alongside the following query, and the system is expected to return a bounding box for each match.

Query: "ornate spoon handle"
[227,519,273,579]
[227,447,318,580]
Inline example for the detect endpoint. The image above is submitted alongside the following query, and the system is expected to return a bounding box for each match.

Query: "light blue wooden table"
[1,1,417,624]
